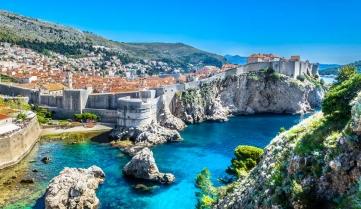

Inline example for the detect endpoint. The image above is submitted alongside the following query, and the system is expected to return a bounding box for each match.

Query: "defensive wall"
[117,90,158,127]
[0,117,41,170]
[0,59,319,125]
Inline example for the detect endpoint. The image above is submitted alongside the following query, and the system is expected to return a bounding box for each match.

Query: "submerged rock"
[132,183,160,193]
[45,165,105,209]
[123,148,175,184]
[20,178,34,184]
[41,156,51,164]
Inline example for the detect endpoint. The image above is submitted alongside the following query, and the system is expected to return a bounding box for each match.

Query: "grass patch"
[294,114,348,156]
[41,130,107,143]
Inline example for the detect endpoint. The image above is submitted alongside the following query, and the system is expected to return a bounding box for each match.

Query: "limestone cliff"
[214,93,361,209]
[172,71,324,124]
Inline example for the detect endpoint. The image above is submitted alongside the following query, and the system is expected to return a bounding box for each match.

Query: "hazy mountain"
[319,61,361,75]
[0,10,225,71]
[224,54,248,65]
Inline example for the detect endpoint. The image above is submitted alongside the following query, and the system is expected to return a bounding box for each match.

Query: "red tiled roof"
[0,114,9,120]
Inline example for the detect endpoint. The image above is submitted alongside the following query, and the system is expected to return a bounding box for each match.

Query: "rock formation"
[215,92,361,209]
[172,72,324,123]
[123,147,175,184]
[111,94,185,155]
[111,121,182,155]
[45,166,105,209]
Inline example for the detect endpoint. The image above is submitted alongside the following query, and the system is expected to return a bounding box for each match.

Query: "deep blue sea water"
[16,114,306,209]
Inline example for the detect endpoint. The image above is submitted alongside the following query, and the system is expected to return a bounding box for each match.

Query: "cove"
[4,114,307,209]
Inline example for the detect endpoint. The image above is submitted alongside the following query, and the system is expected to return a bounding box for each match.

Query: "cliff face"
[172,72,324,124]
[215,93,361,209]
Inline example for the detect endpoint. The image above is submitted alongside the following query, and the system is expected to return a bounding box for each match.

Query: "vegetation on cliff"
[198,65,361,209]
[226,145,264,178]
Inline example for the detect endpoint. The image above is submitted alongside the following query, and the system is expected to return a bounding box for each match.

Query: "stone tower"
[66,70,73,89]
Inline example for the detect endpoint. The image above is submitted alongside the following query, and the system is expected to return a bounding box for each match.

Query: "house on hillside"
[40,83,66,95]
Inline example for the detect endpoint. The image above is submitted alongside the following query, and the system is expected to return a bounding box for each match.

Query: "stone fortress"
[0,55,319,129]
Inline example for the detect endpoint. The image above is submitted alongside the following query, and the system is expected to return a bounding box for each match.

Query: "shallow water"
[4,114,307,209]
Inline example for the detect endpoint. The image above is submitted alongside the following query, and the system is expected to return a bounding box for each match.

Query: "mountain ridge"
[0,10,225,71]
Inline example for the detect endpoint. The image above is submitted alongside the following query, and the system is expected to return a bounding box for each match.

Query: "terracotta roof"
[41,83,66,91]
[0,113,9,120]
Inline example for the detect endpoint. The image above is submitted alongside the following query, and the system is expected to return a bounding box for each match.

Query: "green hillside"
[0,10,225,70]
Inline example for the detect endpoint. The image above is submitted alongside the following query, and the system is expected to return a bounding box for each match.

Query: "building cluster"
[0,42,231,94]
[0,41,319,95]
[248,53,301,64]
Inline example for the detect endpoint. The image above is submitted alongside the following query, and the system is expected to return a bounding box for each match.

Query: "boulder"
[123,148,175,184]
[45,165,105,209]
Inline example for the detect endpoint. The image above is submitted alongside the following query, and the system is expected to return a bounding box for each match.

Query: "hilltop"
[0,10,225,72]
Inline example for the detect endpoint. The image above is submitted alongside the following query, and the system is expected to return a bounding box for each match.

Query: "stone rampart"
[83,108,118,123]
[117,90,158,127]
[0,83,39,103]
[0,117,41,170]
[0,59,319,124]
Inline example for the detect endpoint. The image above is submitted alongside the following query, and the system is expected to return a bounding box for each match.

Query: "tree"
[336,65,357,84]
[195,168,218,209]
[322,74,361,118]
[73,112,99,122]
[227,145,264,178]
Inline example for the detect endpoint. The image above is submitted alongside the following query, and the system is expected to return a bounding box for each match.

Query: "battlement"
[117,90,158,127]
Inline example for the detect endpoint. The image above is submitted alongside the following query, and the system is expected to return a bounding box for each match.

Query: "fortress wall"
[39,95,63,107]
[86,92,138,110]
[62,89,90,114]
[184,80,201,90]
[0,83,40,104]
[243,62,271,73]
[0,117,41,170]
[117,97,158,127]
[83,108,118,123]
[277,61,297,78]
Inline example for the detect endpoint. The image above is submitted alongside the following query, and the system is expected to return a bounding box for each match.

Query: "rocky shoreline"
[107,71,325,187]
[172,72,324,123]
[45,166,105,209]
[111,71,324,156]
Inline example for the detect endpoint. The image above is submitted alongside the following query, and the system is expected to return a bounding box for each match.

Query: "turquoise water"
[24,114,306,209]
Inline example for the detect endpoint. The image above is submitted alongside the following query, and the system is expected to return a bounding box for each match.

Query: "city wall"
[0,60,318,124]
[0,83,39,103]
[0,117,41,170]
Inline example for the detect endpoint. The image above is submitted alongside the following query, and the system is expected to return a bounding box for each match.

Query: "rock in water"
[45,166,105,209]
[123,148,175,184]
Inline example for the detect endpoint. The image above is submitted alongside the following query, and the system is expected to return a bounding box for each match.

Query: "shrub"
[271,72,282,80]
[195,168,218,209]
[279,127,286,133]
[32,105,53,124]
[336,65,357,84]
[322,74,361,118]
[16,112,26,121]
[266,67,275,74]
[297,75,305,82]
[227,145,264,177]
[73,112,99,122]
[291,180,304,199]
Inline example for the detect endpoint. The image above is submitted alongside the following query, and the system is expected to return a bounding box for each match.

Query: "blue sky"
[1,0,361,64]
